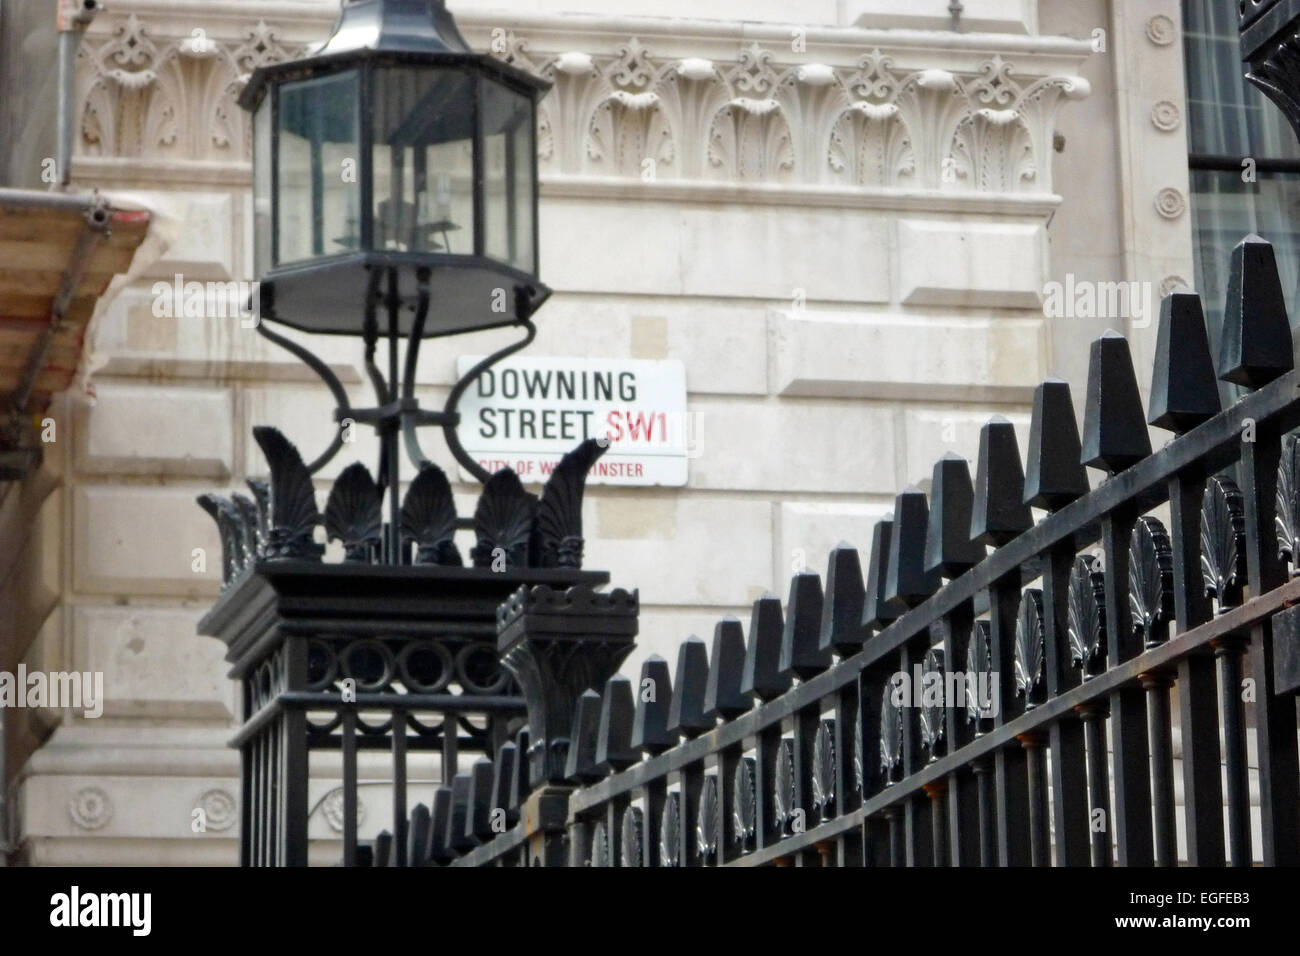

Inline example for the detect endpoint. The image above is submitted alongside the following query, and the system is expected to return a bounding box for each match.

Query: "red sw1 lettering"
[605,410,666,443]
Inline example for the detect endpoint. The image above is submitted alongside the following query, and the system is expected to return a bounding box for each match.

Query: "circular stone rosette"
[197,789,237,831]
[69,786,113,831]
[321,786,366,833]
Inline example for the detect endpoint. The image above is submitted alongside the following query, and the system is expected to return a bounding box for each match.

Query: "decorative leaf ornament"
[659,792,681,867]
[1014,588,1045,706]
[590,820,609,867]
[1066,553,1107,676]
[245,478,271,549]
[812,718,836,815]
[231,492,262,566]
[1277,432,1300,573]
[252,426,323,560]
[197,493,244,586]
[324,463,382,562]
[534,438,607,568]
[733,756,756,847]
[471,469,537,569]
[966,620,994,724]
[774,738,796,831]
[919,647,945,755]
[1200,473,1246,611]
[853,714,864,794]
[697,775,719,859]
[401,463,462,566]
[880,684,903,774]
[620,806,643,867]
[1129,515,1174,647]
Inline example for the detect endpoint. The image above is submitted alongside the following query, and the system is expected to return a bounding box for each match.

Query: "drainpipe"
[57,0,103,187]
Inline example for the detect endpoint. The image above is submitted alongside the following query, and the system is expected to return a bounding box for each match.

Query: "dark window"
[1184,0,1300,346]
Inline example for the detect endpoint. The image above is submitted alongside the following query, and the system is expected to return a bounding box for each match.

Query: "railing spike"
[885,485,940,607]
[428,785,453,863]
[564,690,605,783]
[595,675,639,771]
[703,617,751,719]
[1080,330,1152,474]
[408,803,431,867]
[862,514,904,629]
[1218,233,1293,389]
[667,636,713,738]
[741,592,792,701]
[447,774,476,852]
[819,543,867,656]
[1148,290,1221,434]
[510,727,531,810]
[779,570,831,679]
[631,654,677,754]
[971,416,1033,545]
[1024,377,1090,510]
[373,830,393,867]
[925,454,987,577]
[491,742,520,827]
[466,758,495,843]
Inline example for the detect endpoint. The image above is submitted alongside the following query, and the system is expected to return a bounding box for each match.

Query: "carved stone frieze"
[77,7,1089,195]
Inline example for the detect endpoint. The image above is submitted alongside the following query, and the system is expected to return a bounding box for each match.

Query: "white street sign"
[454,355,691,487]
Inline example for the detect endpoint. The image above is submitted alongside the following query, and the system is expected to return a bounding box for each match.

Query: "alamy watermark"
[889,664,1000,719]
[1041,273,1154,329]
[50,886,151,936]
[0,666,104,718]
[151,274,259,327]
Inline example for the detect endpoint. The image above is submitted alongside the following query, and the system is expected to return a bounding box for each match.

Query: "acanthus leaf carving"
[79,12,308,160]
[82,13,1089,189]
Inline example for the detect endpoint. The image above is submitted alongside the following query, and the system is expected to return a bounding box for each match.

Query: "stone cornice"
[74,3,1092,197]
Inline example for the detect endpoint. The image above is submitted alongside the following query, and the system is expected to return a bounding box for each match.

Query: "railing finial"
[1024,377,1090,511]
[925,454,987,577]
[819,544,868,656]
[779,570,832,679]
[667,637,713,738]
[703,618,751,719]
[1218,234,1294,389]
[1080,331,1152,474]
[1148,289,1221,434]
[741,592,792,701]
[971,417,1033,544]
[885,486,941,607]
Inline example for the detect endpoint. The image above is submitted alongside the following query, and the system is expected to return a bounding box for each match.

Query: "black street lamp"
[197,2,623,866]
[240,0,549,334]
[236,0,557,563]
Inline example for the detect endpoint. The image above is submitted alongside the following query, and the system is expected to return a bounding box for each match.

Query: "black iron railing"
[404,236,1300,868]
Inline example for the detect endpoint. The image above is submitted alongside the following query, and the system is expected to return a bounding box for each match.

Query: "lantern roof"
[239,0,549,111]
[316,0,473,57]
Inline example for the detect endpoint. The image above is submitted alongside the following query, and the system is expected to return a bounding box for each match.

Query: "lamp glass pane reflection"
[481,78,536,273]
[372,67,476,255]
[276,71,360,265]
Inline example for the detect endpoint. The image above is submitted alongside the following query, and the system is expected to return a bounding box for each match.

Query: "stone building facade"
[0,0,1195,863]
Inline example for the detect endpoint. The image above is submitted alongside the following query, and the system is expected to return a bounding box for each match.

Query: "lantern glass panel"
[276,70,360,265]
[371,67,476,256]
[253,94,272,278]
[480,79,535,274]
